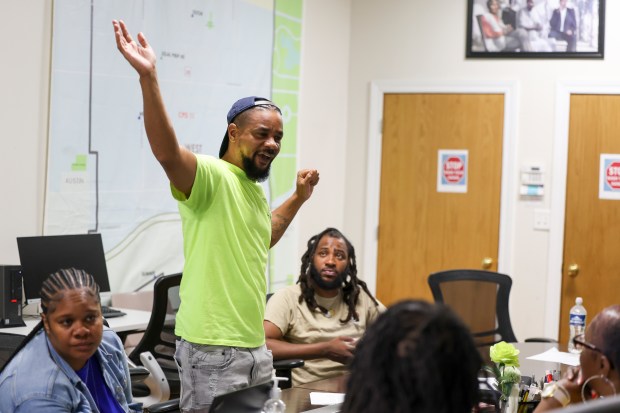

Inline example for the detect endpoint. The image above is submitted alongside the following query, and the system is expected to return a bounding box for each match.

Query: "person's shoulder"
[195,154,219,167]
[357,289,385,308]
[0,338,74,403]
[273,283,301,295]
[267,284,301,306]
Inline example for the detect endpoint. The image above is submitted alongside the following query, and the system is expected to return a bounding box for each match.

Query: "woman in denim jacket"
[0,268,139,412]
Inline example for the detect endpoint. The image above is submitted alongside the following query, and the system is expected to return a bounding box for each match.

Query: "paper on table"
[526,347,580,366]
[310,392,345,405]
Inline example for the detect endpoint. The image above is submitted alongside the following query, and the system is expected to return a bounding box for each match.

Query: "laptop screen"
[17,234,111,303]
[209,381,273,413]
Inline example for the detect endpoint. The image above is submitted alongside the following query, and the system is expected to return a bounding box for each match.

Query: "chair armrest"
[143,398,180,413]
[273,358,304,370]
[132,351,171,407]
[524,337,559,343]
[129,366,151,383]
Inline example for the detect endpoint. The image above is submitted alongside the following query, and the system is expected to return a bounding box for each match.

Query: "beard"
[242,153,272,182]
[309,264,345,291]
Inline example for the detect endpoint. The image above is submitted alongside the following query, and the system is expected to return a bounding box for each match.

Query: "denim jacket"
[0,327,140,412]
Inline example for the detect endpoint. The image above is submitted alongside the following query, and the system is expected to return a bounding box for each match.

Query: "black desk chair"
[0,332,26,370]
[428,269,518,347]
[428,270,557,351]
[140,277,302,412]
[129,272,182,400]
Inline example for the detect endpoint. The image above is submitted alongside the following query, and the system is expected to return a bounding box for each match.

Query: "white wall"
[2,0,617,341]
[296,1,351,242]
[0,1,51,264]
[344,0,620,340]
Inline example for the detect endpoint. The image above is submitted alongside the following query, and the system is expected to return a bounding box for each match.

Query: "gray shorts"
[174,339,273,413]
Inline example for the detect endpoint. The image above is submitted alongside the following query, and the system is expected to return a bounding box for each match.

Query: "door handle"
[568,263,579,277]
[482,257,493,269]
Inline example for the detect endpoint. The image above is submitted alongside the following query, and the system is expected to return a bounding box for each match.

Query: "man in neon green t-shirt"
[113,20,319,412]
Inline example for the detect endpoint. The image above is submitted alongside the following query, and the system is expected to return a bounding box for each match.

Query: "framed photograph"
[466,0,605,58]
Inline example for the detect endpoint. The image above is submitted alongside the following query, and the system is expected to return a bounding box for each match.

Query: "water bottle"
[567,297,587,353]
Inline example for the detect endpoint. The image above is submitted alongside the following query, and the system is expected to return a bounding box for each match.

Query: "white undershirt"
[560,8,567,32]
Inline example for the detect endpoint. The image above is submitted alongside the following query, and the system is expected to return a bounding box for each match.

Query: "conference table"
[282,374,348,413]
[280,342,569,413]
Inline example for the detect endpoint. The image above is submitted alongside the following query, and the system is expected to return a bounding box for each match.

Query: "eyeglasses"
[572,334,615,369]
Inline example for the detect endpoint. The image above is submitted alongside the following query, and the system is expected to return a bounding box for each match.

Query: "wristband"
[541,383,571,407]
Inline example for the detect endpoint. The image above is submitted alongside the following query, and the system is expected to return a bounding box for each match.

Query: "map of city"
[45,0,301,292]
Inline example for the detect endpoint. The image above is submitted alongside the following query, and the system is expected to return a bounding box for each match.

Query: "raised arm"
[270,169,319,247]
[264,320,355,365]
[112,20,196,196]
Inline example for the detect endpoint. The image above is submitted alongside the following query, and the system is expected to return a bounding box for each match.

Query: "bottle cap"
[576,297,583,305]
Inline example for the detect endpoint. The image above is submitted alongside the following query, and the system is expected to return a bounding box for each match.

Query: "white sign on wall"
[437,149,468,193]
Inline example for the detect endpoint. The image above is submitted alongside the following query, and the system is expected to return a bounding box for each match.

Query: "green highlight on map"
[71,154,87,171]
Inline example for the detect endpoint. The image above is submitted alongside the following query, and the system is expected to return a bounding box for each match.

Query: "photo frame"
[466,0,605,58]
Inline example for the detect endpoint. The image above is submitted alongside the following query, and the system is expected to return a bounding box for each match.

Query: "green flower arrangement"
[485,341,521,401]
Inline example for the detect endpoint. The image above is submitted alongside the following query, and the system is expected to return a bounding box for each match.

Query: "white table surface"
[0,307,152,336]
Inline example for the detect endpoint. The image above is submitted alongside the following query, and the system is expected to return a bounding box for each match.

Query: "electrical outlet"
[534,209,550,231]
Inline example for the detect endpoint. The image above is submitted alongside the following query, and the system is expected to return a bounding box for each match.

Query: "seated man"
[264,227,385,385]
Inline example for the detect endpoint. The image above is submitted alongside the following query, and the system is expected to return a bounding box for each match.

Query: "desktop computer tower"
[0,265,25,327]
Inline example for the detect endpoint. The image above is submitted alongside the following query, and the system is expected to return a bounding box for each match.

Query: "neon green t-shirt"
[171,155,271,347]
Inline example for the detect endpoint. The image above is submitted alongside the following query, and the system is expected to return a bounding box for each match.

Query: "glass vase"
[499,383,520,413]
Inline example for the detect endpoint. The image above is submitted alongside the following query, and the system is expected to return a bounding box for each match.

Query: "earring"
[581,374,617,402]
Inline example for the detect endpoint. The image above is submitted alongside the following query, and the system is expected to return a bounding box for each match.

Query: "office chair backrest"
[428,269,517,347]
[129,272,182,398]
[0,333,26,370]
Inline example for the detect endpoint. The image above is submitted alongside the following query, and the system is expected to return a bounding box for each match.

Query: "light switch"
[534,209,550,231]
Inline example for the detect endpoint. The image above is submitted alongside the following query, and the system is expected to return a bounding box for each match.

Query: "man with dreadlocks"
[0,268,139,412]
[264,227,384,385]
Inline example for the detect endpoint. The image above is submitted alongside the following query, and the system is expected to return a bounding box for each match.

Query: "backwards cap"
[219,96,278,158]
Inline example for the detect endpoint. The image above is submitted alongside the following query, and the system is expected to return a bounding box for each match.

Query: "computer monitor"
[16,234,111,304]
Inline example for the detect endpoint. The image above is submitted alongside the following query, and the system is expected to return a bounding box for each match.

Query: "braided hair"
[298,227,379,323]
[0,268,100,374]
[39,267,101,314]
[341,300,482,413]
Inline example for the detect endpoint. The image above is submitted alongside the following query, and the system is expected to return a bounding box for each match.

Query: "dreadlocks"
[298,227,379,323]
[0,268,100,374]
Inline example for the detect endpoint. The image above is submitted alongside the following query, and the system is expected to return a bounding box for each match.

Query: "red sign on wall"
[443,156,465,183]
[438,150,468,193]
[605,161,620,190]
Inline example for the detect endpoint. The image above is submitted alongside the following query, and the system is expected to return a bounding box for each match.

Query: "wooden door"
[560,94,620,344]
[377,93,504,305]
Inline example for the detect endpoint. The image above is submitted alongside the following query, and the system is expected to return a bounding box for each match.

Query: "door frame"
[546,81,620,338]
[363,80,519,295]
